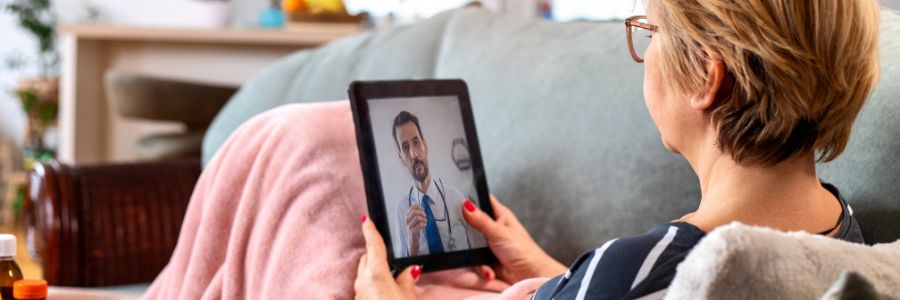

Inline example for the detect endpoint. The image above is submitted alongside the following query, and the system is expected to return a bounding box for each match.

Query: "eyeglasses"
[625,15,658,63]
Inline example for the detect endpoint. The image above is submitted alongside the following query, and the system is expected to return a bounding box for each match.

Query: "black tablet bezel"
[348,79,497,275]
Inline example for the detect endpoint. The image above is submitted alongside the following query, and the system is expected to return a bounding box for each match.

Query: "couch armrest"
[25,160,201,287]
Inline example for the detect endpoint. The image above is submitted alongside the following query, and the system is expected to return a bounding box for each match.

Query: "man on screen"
[392,111,482,257]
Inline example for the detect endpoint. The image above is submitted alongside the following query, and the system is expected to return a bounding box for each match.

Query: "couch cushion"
[433,9,699,262]
[204,8,900,262]
[435,9,900,261]
[203,11,458,163]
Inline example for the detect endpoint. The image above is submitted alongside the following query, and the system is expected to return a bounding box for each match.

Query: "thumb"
[462,198,501,237]
[395,265,422,294]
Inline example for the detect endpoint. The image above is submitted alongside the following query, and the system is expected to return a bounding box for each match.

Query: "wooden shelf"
[59,24,362,46]
[58,23,361,163]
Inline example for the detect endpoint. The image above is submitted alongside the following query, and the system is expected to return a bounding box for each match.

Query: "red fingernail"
[361,215,367,223]
[483,271,491,281]
[464,199,476,212]
[411,265,422,280]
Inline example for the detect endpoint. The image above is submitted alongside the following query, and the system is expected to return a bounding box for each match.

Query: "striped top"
[532,183,864,300]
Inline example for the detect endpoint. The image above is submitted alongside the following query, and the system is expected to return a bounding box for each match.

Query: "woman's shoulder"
[534,222,705,299]
[821,182,866,244]
[600,222,706,258]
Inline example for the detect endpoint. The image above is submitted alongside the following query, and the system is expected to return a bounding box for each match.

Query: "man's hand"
[405,205,427,256]
[462,195,567,284]
[355,215,421,300]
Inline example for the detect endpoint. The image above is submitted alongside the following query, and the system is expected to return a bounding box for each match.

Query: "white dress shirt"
[395,178,486,257]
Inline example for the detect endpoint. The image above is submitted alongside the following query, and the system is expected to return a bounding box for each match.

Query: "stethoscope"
[408,178,471,251]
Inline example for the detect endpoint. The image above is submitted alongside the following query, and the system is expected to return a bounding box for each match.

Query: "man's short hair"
[392,111,425,150]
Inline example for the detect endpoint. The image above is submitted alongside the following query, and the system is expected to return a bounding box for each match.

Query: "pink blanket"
[143,102,549,299]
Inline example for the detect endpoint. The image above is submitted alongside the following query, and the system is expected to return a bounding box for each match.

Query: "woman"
[355,0,880,298]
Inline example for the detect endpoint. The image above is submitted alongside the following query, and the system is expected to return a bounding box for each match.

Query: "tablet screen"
[368,95,488,258]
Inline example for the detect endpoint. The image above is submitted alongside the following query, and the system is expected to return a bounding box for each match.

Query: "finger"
[408,212,426,226]
[361,216,389,270]
[357,253,367,275]
[406,215,420,228]
[462,199,502,237]
[472,264,495,281]
[406,207,426,224]
[395,265,422,293]
[491,195,526,229]
[406,206,421,223]
[489,194,516,220]
[414,213,427,225]
[354,253,367,297]
[412,207,426,219]
[411,219,426,232]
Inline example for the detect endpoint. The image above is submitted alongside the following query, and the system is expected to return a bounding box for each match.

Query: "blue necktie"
[421,194,445,254]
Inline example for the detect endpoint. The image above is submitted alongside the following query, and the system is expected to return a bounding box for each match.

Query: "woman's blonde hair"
[651,0,881,165]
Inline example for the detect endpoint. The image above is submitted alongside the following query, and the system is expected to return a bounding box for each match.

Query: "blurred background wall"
[2,0,899,146]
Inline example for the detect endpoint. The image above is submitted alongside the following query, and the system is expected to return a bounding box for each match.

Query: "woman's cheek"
[642,41,678,152]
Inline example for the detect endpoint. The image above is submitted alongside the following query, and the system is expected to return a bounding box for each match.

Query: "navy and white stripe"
[575,239,617,300]
[532,222,704,300]
[532,182,862,299]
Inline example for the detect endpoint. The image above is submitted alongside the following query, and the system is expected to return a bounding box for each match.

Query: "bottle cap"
[0,234,15,257]
[13,280,48,299]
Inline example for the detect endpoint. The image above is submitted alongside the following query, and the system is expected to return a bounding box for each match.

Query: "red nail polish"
[411,265,422,280]
[464,199,476,212]
[483,271,491,281]
[361,215,367,223]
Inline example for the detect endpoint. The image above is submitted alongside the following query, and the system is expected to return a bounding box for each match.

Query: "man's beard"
[411,159,429,182]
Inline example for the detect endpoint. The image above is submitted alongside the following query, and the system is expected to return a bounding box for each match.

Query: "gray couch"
[206,8,900,264]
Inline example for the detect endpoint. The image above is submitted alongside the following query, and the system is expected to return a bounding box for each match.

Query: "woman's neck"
[681,141,840,234]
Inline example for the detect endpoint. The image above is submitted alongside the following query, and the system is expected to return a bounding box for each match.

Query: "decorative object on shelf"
[296,0,345,14]
[15,79,57,167]
[190,0,232,28]
[539,0,553,20]
[282,0,366,34]
[259,0,286,28]
[451,138,471,170]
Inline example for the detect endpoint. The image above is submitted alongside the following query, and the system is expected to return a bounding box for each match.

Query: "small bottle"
[13,280,47,300]
[0,234,23,300]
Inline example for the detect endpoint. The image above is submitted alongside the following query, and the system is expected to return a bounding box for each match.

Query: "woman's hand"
[355,216,422,300]
[463,195,567,283]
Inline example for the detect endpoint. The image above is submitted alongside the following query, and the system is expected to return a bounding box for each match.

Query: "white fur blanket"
[666,222,900,299]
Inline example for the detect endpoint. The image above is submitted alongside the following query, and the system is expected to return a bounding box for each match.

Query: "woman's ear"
[691,50,727,111]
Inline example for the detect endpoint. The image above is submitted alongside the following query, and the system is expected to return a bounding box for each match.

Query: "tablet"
[348,79,497,275]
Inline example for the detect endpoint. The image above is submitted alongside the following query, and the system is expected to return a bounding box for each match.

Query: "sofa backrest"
[433,11,698,262]
[205,8,900,262]
[202,11,458,162]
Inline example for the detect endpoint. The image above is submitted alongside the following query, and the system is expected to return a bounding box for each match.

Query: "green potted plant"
[4,0,59,166]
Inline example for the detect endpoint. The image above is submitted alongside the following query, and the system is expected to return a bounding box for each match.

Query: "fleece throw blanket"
[143,102,549,299]
[667,223,900,299]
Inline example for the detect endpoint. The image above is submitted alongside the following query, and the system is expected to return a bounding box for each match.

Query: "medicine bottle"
[0,234,23,300]
[13,279,47,300]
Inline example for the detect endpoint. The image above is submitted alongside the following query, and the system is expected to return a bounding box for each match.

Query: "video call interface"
[367,95,488,258]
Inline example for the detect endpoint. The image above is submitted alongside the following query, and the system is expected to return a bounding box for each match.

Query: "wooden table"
[58,25,359,163]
